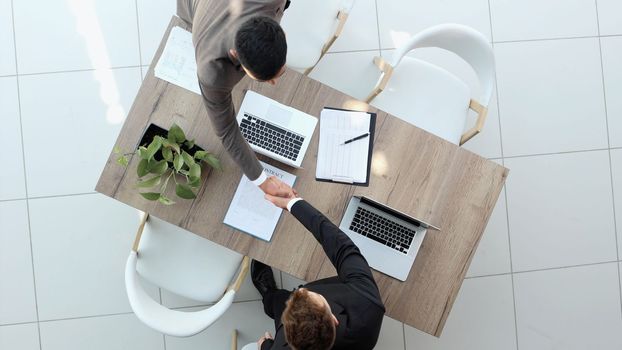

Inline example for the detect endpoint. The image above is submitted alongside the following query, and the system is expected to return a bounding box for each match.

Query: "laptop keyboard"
[349,207,417,254]
[240,113,304,161]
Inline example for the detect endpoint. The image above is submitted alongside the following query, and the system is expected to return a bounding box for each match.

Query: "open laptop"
[236,90,318,168]
[339,196,440,281]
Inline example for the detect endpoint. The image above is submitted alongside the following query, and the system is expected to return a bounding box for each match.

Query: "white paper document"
[223,162,296,241]
[316,108,371,183]
[154,26,201,95]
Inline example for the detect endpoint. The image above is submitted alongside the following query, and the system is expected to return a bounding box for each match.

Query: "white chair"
[281,0,355,75]
[125,212,250,342]
[365,23,495,145]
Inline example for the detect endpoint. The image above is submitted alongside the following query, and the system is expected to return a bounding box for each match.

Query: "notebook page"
[223,162,296,241]
[316,109,371,183]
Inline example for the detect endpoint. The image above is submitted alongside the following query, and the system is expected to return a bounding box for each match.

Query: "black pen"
[341,132,370,145]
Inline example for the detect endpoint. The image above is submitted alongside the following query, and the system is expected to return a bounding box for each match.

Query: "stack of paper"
[316,108,372,184]
[223,162,296,241]
[154,26,201,95]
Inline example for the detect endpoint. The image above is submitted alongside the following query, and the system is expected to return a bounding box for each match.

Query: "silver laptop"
[236,90,318,168]
[339,196,440,281]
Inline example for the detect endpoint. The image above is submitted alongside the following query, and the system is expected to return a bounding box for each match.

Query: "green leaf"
[113,145,121,154]
[116,155,129,167]
[162,147,173,162]
[179,169,189,176]
[194,150,207,160]
[173,153,183,171]
[137,146,149,160]
[168,123,186,143]
[184,139,195,149]
[204,154,222,171]
[181,151,195,167]
[145,136,163,160]
[149,160,168,175]
[175,183,196,199]
[140,192,160,201]
[162,139,181,154]
[137,175,161,188]
[188,176,201,188]
[137,159,149,177]
[158,195,175,205]
[189,163,201,179]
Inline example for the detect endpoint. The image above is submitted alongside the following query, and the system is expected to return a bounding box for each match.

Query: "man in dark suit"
[251,193,385,349]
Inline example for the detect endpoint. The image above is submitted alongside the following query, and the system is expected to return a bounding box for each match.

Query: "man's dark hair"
[234,16,287,81]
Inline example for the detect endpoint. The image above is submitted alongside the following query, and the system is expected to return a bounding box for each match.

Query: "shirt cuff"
[251,171,268,186]
[286,198,304,212]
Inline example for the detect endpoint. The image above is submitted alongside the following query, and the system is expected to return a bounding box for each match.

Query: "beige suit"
[177,0,287,180]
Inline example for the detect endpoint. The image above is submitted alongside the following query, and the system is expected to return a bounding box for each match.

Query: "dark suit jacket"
[263,200,386,350]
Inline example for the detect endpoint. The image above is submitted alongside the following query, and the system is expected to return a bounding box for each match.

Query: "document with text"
[154,26,201,95]
[223,162,296,241]
[316,108,372,184]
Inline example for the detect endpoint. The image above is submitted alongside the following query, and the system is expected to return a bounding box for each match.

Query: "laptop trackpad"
[267,104,293,127]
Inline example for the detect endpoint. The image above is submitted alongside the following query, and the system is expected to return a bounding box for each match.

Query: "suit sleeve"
[199,83,264,181]
[260,339,274,350]
[290,200,383,305]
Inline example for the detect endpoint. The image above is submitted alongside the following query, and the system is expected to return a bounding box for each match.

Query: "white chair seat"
[126,251,237,337]
[136,216,243,303]
[281,0,342,70]
[371,57,471,144]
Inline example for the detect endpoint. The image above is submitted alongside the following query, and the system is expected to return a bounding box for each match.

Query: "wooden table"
[96,16,508,337]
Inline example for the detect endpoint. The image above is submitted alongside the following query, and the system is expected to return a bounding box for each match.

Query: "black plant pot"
[138,123,204,164]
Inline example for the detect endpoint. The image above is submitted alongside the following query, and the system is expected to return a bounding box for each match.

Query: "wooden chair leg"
[231,329,238,350]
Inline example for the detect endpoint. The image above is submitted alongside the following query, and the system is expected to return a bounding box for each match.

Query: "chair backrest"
[281,0,356,72]
[390,23,495,106]
[281,0,342,45]
[135,215,243,302]
[125,251,236,337]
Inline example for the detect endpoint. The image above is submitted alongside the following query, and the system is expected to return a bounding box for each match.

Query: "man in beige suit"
[177,0,294,196]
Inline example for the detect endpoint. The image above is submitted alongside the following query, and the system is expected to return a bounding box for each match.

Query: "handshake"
[258,175,299,209]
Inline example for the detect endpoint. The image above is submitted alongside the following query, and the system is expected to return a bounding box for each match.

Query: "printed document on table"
[316,109,371,183]
[223,162,296,241]
[154,26,201,95]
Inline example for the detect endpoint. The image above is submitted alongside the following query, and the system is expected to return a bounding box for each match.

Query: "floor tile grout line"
[373,0,382,54]
[29,191,98,202]
[10,1,42,349]
[595,0,622,319]
[503,147,612,159]
[377,33,622,52]
[0,320,39,328]
[467,260,621,279]
[134,0,144,80]
[494,34,606,45]
[327,48,382,55]
[15,65,143,78]
[486,0,518,348]
[37,311,135,324]
[401,321,406,350]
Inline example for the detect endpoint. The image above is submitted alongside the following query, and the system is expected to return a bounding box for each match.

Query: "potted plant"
[114,123,221,205]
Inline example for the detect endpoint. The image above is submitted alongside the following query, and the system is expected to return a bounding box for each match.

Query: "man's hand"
[257,331,273,348]
[264,192,297,210]
[259,175,297,197]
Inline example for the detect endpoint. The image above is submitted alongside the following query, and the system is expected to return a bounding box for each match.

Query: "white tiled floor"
[1,1,622,349]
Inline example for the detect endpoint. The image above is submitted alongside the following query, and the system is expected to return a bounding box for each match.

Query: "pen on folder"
[341,132,370,145]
